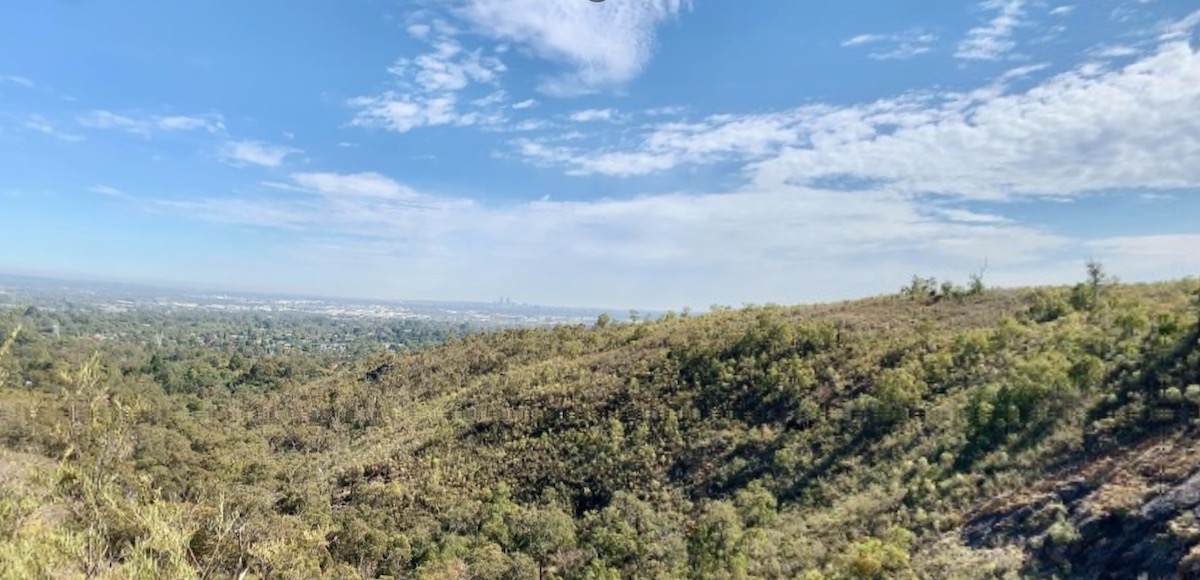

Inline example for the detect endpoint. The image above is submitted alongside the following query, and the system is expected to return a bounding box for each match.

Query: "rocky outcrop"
[963,462,1200,579]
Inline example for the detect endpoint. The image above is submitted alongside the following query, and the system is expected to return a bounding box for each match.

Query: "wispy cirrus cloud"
[842,30,939,60]
[288,172,421,200]
[1159,9,1200,41]
[77,110,225,136]
[0,75,35,89]
[1088,44,1142,58]
[153,197,318,231]
[567,108,619,122]
[996,62,1049,80]
[90,185,131,199]
[219,140,302,168]
[645,106,687,116]
[166,172,470,236]
[24,115,85,142]
[956,0,1029,60]
[158,116,223,132]
[515,106,822,177]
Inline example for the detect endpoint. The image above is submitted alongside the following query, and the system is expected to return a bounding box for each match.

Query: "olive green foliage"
[2,267,1200,578]
[0,318,17,388]
[899,270,985,304]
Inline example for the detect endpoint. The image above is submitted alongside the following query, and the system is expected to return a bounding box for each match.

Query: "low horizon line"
[0,268,663,315]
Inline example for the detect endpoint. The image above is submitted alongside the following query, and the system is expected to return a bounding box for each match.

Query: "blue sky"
[1,0,1198,310]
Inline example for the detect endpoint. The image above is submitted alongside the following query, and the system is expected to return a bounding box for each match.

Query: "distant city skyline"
[0,271,644,328]
[2,1,1199,310]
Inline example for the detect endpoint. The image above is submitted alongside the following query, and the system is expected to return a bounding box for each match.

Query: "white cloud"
[78,111,144,132]
[171,172,474,246]
[77,110,225,135]
[752,38,1200,199]
[932,207,1013,224]
[401,39,505,92]
[350,93,464,132]
[158,115,223,132]
[516,108,819,176]
[645,105,687,116]
[842,34,887,47]
[94,6,1200,308]
[90,185,130,198]
[516,140,677,177]
[0,75,34,88]
[1086,234,1200,277]
[1089,44,1142,58]
[454,0,691,95]
[510,119,550,132]
[160,171,1200,308]
[1049,6,1074,16]
[567,108,618,122]
[154,197,317,231]
[516,32,1200,202]
[220,140,302,168]
[998,62,1050,79]
[153,169,1075,307]
[287,172,420,200]
[1160,9,1200,41]
[874,42,938,61]
[473,90,507,107]
[956,0,1028,60]
[24,115,85,142]
[511,99,537,109]
[349,35,507,133]
[407,23,431,38]
[842,30,938,60]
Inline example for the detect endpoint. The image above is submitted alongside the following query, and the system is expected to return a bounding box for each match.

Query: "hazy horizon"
[0,268,651,312]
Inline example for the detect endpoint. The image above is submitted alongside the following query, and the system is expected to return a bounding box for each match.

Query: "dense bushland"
[2,271,1199,578]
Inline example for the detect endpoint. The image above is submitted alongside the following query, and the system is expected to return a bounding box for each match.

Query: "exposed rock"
[964,467,1200,579]
[1141,472,1200,522]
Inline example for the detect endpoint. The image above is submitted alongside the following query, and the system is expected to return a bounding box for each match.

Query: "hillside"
[2,271,1200,579]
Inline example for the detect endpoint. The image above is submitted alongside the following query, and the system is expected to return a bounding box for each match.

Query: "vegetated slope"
[1,274,1199,579]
